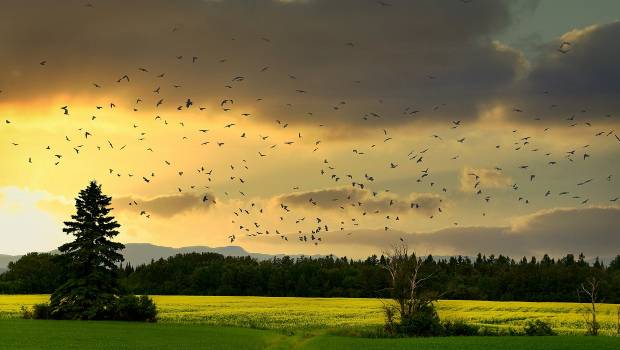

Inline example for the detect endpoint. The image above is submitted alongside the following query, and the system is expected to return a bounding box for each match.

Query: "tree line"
[2,250,620,303]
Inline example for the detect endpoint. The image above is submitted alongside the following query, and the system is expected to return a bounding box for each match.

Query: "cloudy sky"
[1,0,619,258]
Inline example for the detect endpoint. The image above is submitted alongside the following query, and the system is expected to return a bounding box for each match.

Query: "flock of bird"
[2,2,619,247]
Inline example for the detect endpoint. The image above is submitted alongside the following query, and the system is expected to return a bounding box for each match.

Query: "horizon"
[1,241,618,264]
[1,0,619,259]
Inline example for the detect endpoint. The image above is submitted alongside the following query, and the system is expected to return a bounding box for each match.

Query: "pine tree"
[50,181,125,319]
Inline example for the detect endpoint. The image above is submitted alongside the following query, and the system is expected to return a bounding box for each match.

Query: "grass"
[0,319,288,350]
[302,334,620,350]
[2,295,619,335]
[1,319,619,350]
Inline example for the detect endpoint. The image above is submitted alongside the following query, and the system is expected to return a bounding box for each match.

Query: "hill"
[0,243,323,271]
[0,254,20,273]
[119,243,325,266]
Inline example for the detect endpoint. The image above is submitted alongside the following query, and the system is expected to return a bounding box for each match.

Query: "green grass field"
[1,295,619,349]
[1,295,619,335]
[1,319,620,350]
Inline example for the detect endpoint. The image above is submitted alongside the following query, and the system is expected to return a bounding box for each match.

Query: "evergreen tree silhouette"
[50,180,124,319]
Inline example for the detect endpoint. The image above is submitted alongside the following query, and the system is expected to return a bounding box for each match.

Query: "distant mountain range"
[0,254,18,273]
[118,243,326,266]
[0,243,326,272]
[3,245,610,273]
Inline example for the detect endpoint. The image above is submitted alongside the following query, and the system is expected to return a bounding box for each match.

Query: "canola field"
[1,295,619,335]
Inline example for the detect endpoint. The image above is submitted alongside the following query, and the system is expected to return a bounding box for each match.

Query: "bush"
[21,303,52,319]
[20,305,32,319]
[478,327,500,336]
[506,327,522,336]
[113,295,157,322]
[48,294,157,322]
[524,320,556,336]
[32,303,52,319]
[443,320,480,336]
[396,304,444,336]
[382,305,397,335]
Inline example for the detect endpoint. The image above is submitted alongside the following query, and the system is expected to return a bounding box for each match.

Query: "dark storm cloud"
[274,187,443,216]
[527,22,620,96]
[323,206,620,257]
[2,0,616,129]
[0,0,532,128]
[502,21,620,123]
[113,192,214,217]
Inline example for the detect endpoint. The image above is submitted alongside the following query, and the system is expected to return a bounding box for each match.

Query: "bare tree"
[578,277,600,336]
[382,243,438,324]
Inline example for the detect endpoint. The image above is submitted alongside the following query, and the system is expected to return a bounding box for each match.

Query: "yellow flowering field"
[1,295,618,335]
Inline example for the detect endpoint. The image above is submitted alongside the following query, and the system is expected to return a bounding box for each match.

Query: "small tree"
[382,243,441,336]
[50,181,125,320]
[578,277,600,336]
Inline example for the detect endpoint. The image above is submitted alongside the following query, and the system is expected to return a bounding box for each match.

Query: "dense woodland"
[2,251,620,303]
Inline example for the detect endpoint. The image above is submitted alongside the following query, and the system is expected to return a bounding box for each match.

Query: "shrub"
[49,294,157,322]
[478,327,492,336]
[477,326,521,336]
[507,327,522,336]
[330,327,383,338]
[114,295,157,322]
[20,305,32,319]
[396,303,443,336]
[382,305,397,335]
[32,303,52,319]
[616,306,620,336]
[443,320,480,336]
[21,303,52,319]
[524,320,556,336]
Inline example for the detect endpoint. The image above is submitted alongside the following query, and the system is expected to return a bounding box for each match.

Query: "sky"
[0,0,619,258]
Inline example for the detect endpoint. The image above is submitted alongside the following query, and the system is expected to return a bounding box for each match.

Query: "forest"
[2,251,620,303]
